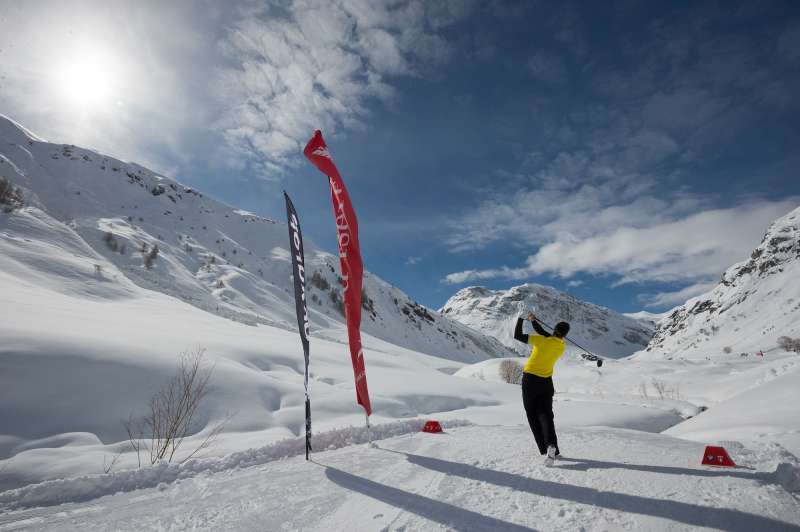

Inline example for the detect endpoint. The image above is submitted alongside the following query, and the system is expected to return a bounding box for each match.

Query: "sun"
[55,50,116,109]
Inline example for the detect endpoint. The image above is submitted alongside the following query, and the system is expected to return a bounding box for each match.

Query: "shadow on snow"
[371,448,799,531]
[323,465,536,532]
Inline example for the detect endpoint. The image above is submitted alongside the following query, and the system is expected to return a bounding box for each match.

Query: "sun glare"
[55,50,116,109]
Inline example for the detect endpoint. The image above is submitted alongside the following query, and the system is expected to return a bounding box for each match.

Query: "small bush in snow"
[124,348,228,467]
[102,450,123,474]
[144,244,159,268]
[329,290,345,316]
[499,359,524,384]
[723,346,732,354]
[777,336,800,353]
[638,382,649,400]
[310,271,330,291]
[103,231,122,253]
[641,378,682,401]
[0,177,23,211]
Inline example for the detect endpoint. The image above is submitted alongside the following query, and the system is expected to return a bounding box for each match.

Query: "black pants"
[521,373,559,455]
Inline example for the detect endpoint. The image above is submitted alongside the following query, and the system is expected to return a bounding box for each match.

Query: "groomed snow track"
[1,425,798,531]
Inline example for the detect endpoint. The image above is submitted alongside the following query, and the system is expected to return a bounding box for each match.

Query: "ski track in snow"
[1,426,798,531]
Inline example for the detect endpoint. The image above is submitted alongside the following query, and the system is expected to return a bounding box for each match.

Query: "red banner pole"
[303,130,372,416]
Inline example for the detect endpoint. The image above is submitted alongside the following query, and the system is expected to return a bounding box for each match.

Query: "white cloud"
[444,198,800,290]
[639,281,719,308]
[443,171,685,253]
[524,200,798,282]
[217,0,474,176]
[443,266,529,285]
[566,279,583,287]
[405,256,422,265]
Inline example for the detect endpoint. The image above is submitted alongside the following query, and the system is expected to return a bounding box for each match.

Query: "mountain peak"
[441,283,653,358]
[0,114,43,144]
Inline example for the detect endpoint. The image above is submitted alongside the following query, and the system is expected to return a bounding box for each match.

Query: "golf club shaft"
[530,316,604,361]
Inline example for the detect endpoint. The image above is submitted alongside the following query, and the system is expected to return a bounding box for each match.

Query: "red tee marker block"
[701,446,736,467]
[422,420,443,433]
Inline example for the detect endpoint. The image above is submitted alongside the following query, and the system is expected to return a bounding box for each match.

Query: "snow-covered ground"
[0,217,509,490]
[455,352,800,455]
[1,426,798,531]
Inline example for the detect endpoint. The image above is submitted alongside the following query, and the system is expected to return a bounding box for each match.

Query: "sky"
[1,0,799,314]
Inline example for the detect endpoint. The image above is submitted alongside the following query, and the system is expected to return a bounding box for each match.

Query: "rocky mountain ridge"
[440,283,654,358]
[644,205,800,359]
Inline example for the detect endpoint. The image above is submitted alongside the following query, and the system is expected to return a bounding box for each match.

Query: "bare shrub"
[103,231,120,252]
[0,177,23,212]
[651,379,667,399]
[499,359,524,384]
[777,336,800,353]
[723,346,732,354]
[102,449,123,473]
[124,349,228,466]
[310,271,330,291]
[638,382,649,400]
[144,244,159,269]
[650,378,682,401]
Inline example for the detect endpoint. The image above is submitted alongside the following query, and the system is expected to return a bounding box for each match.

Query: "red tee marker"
[701,445,736,467]
[422,420,443,433]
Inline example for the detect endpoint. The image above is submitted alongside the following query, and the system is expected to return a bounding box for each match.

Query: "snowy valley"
[1,116,799,530]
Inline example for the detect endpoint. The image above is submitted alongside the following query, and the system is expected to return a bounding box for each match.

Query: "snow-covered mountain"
[0,114,512,364]
[623,310,671,329]
[440,284,654,358]
[643,205,800,359]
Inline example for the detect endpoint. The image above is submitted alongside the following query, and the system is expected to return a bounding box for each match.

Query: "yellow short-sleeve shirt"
[523,335,566,378]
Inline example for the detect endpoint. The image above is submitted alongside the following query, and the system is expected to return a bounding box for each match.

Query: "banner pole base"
[365,412,376,448]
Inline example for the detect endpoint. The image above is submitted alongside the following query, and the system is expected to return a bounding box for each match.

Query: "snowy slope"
[0,114,513,364]
[2,426,799,530]
[440,284,653,358]
[643,205,800,359]
[0,204,523,490]
[666,363,800,455]
[624,309,671,329]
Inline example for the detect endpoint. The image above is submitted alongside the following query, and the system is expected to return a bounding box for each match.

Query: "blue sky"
[1,0,799,313]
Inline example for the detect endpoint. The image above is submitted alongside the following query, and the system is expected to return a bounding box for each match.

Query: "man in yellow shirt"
[514,311,570,465]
